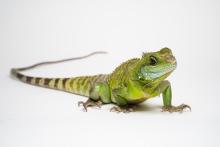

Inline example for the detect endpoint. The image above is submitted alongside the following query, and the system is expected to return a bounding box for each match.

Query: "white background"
[1,0,220,147]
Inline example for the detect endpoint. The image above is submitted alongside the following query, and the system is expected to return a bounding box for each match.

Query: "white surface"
[1,0,220,147]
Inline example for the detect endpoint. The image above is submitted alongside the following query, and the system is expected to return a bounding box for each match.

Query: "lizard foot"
[78,99,102,112]
[110,105,136,113]
[162,104,191,113]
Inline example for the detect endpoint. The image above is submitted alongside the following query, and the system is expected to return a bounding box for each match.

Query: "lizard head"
[137,47,177,81]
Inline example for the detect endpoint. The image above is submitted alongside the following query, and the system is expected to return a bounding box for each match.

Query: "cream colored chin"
[156,65,176,77]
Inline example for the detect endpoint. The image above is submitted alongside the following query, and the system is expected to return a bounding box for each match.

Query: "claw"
[110,105,135,113]
[110,106,121,113]
[162,104,191,113]
[78,101,88,111]
[78,99,102,112]
[78,101,84,107]
[181,104,191,112]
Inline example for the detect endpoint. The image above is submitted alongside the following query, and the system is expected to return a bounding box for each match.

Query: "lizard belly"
[126,92,152,104]
[127,97,149,104]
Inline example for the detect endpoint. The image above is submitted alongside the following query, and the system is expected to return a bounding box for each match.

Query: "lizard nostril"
[167,56,176,64]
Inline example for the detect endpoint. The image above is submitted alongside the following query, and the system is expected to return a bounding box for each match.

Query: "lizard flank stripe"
[62,78,68,90]
[57,79,63,90]
[39,78,45,86]
[44,78,51,86]
[30,78,36,84]
[54,79,59,89]
[82,77,90,96]
[65,78,73,92]
[49,79,55,88]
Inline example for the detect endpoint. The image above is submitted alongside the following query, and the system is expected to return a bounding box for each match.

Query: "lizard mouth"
[152,63,176,74]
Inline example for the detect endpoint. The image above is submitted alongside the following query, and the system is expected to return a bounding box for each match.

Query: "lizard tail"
[10,51,107,95]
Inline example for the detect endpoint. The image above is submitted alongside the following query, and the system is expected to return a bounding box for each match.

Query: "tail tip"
[10,68,17,76]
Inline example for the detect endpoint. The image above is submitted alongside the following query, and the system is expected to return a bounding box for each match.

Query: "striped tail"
[11,68,108,97]
[10,51,108,96]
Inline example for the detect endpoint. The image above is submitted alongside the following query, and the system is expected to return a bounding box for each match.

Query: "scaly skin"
[11,48,190,113]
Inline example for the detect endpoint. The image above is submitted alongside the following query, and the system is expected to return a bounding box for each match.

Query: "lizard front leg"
[157,80,191,113]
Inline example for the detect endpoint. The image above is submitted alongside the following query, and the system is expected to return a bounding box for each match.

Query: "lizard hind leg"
[78,82,111,112]
[78,99,103,112]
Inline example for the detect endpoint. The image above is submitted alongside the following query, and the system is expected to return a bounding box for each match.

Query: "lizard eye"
[149,56,157,66]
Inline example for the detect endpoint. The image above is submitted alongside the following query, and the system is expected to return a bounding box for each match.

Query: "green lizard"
[11,48,190,113]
